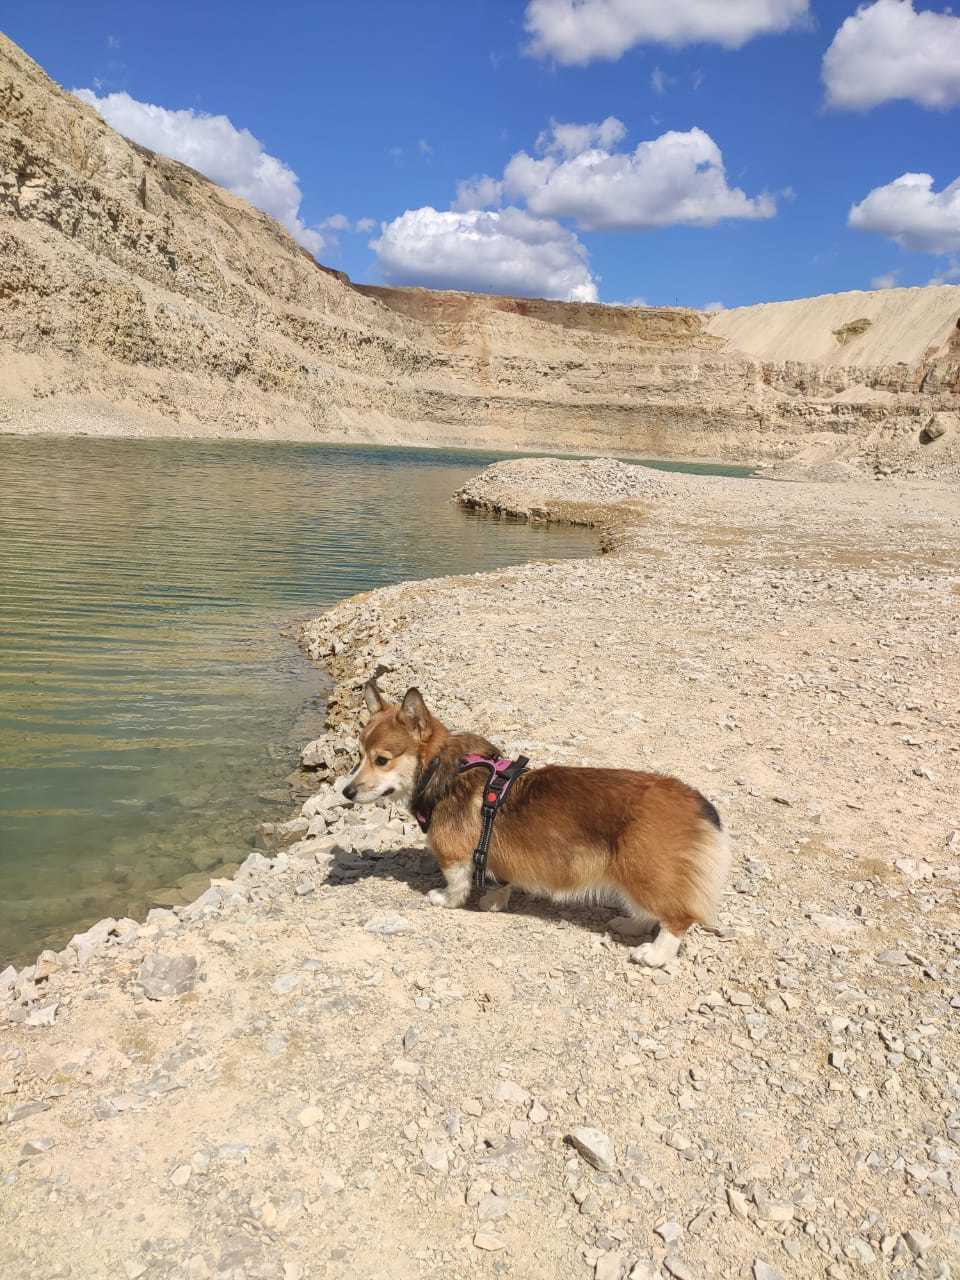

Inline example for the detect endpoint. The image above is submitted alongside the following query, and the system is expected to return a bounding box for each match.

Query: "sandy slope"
[707,286,960,366]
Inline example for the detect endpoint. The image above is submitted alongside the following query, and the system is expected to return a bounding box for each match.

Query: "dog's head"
[341,679,436,804]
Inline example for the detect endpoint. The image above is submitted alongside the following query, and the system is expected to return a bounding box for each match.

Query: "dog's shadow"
[326,844,618,938]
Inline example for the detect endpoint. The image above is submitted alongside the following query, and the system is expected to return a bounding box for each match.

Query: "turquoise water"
[0,437,601,965]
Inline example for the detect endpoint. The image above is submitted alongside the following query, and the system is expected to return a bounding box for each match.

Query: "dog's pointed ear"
[398,687,430,738]
[363,677,386,716]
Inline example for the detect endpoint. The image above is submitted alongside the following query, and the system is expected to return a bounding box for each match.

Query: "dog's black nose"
[343,782,357,802]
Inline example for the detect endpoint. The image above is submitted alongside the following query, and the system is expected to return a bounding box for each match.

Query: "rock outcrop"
[2,33,959,474]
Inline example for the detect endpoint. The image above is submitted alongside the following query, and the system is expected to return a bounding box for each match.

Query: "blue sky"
[6,1,960,308]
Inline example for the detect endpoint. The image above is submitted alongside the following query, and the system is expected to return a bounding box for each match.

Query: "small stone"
[137,954,198,1000]
[5,1101,49,1124]
[181,886,223,919]
[364,914,412,936]
[753,1263,786,1280]
[493,1080,531,1106]
[298,1106,323,1128]
[807,912,855,936]
[20,1137,55,1158]
[628,1263,657,1280]
[301,789,347,818]
[663,1255,694,1280]
[477,1193,510,1222]
[569,1127,616,1172]
[170,1164,191,1187]
[0,966,16,995]
[402,1026,420,1053]
[421,1142,450,1174]
[728,1188,751,1219]
[272,974,301,995]
[845,1239,875,1265]
[876,950,911,967]
[26,1002,59,1028]
[238,850,273,877]
[656,1220,682,1244]
[473,1231,507,1251]
[529,1100,549,1124]
[901,1230,932,1258]
[759,1202,794,1224]
[68,918,117,967]
[33,950,61,981]
[595,1251,626,1280]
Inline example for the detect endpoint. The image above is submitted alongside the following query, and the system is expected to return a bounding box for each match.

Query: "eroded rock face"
[1,32,958,474]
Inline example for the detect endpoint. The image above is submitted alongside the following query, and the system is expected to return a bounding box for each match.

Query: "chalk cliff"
[2,34,958,472]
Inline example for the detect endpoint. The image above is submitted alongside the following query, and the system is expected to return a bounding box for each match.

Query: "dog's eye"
[375,755,390,767]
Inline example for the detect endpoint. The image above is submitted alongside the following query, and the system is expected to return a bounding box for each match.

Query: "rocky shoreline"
[2,458,959,1279]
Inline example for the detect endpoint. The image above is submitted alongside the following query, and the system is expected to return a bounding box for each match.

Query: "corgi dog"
[341,679,730,968]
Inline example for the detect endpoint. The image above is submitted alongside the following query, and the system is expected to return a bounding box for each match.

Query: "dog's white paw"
[628,941,662,968]
[427,888,449,907]
[628,929,681,969]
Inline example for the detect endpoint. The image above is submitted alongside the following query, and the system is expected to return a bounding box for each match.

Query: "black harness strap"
[412,757,442,833]
[458,755,529,891]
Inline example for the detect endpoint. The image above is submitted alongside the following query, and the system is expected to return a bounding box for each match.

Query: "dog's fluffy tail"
[686,817,732,926]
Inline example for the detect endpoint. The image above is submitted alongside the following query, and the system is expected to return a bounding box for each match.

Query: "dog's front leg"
[427,860,471,908]
[477,884,512,912]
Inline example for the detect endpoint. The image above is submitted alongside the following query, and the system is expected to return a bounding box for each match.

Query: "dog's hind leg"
[427,860,471,909]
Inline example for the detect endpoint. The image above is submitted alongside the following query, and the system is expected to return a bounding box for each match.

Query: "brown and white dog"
[341,679,730,968]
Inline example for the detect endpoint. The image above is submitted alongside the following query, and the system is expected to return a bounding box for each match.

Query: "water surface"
[1,437,598,964]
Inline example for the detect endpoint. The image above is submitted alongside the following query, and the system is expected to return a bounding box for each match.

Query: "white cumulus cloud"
[452,175,505,212]
[536,115,627,157]
[849,172,960,254]
[503,124,776,231]
[370,206,598,302]
[822,0,960,111]
[525,0,810,64]
[73,88,328,255]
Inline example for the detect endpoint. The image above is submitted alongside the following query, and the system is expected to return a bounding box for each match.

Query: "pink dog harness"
[457,754,530,891]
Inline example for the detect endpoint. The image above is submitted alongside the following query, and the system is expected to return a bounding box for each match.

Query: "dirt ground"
[2,459,959,1280]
